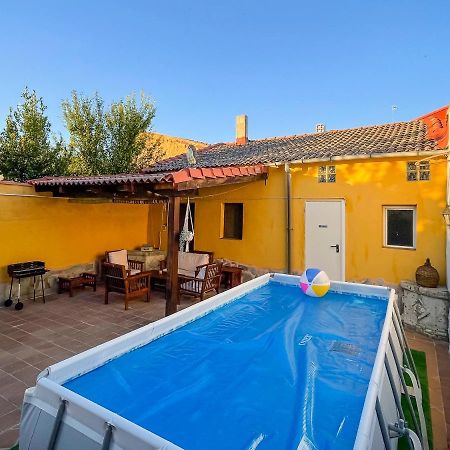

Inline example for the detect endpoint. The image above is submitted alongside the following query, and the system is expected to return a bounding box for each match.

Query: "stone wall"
[215,258,275,283]
[1,263,95,303]
[400,281,449,340]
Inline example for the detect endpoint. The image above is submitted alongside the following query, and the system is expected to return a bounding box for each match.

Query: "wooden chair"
[159,250,214,273]
[105,249,144,275]
[179,263,222,301]
[103,262,151,310]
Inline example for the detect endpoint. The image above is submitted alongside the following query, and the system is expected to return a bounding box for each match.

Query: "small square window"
[384,206,416,249]
[407,161,430,182]
[222,203,243,239]
[318,165,336,183]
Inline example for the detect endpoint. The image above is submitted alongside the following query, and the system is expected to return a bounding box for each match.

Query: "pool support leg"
[376,397,393,450]
[393,303,419,380]
[47,399,67,450]
[101,423,114,450]
[388,334,423,445]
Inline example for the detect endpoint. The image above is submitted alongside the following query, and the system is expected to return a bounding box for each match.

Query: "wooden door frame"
[304,199,346,281]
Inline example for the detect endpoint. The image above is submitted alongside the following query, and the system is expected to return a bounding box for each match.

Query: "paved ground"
[0,288,449,449]
[0,286,196,448]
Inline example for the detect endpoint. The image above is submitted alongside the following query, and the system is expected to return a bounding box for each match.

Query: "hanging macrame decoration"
[179,198,194,251]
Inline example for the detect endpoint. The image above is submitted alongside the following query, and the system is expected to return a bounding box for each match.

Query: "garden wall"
[0,181,150,299]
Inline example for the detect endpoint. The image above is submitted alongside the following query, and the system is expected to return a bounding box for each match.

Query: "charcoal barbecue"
[4,261,47,310]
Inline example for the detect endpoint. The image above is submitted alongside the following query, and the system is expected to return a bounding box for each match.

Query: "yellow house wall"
[151,156,446,285]
[0,183,150,282]
[290,157,446,284]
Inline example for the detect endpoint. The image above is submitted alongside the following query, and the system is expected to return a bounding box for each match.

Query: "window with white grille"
[318,165,336,183]
[407,161,430,181]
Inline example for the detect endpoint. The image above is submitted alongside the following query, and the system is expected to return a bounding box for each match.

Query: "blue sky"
[0,1,449,144]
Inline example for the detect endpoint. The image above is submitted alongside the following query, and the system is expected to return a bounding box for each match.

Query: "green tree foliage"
[0,88,71,181]
[63,91,163,175]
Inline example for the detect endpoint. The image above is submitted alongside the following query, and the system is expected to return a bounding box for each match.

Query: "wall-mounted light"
[442,206,450,227]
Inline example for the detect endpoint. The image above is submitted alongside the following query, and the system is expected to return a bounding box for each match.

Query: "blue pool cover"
[64,280,387,450]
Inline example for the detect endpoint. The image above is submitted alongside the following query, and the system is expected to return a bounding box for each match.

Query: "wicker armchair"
[103,262,151,310]
[179,263,222,301]
[106,250,144,275]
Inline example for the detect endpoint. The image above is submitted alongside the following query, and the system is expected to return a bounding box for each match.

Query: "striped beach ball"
[300,268,330,297]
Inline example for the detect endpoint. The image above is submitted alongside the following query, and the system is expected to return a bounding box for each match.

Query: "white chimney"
[236,115,248,145]
[315,123,326,133]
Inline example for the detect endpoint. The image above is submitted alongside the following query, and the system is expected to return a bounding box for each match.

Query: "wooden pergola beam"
[31,169,268,317]
[165,196,180,316]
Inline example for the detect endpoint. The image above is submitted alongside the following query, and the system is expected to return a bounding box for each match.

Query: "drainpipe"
[447,151,450,292]
[285,163,292,274]
[446,107,450,292]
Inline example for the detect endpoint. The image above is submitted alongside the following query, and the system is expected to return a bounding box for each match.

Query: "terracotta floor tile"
[12,365,40,386]
[0,427,19,449]
[0,396,18,417]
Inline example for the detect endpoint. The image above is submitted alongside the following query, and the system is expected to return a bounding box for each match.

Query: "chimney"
[236,114,248,145]
[315,123,326,133]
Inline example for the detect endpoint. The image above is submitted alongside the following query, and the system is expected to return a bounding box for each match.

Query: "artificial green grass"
[398,349,433,450]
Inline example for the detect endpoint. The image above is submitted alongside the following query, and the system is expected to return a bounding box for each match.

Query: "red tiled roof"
[30,165,268,187]
[145,109,449,173]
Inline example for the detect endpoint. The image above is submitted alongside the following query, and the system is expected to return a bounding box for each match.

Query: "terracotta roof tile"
[30,165,268,187]
[144,120,441,173]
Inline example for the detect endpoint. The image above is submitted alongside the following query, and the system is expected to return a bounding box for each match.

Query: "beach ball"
[300,268,330,297]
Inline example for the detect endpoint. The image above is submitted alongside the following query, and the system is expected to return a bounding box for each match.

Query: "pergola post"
[165,195,180,316]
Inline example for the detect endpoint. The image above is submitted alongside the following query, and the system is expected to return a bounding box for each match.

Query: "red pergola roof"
[30,165,268,189]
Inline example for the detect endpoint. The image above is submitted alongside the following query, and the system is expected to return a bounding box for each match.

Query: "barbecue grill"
[4,261,47,310]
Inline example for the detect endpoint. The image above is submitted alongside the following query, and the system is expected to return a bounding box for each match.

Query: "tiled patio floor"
[406,329,450,450]
[0,286,196,448]
[0,289,449,449]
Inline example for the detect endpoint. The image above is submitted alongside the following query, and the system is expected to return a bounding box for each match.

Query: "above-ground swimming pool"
[19,274,419,450]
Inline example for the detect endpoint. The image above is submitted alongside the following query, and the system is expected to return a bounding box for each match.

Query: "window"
[318,165,336,183]
[222,203,243,239]
[407,161,430,181]
[384,206,416,249]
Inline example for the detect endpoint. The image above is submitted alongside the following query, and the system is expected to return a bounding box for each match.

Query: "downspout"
[285,163,292,274]
[446,107,450,292]
[447,151,450,292]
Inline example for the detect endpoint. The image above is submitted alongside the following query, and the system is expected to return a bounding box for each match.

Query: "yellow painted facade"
[143,133,207,160]
[150,156,446,284]
[0,182,150,282]
[1,155,446,287]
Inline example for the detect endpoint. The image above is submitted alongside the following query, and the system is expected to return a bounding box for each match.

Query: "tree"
[63,91,163,175]
[0,88,71,181]
[62,92,107,175]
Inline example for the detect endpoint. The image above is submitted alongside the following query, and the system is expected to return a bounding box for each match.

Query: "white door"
[305,200,345,281]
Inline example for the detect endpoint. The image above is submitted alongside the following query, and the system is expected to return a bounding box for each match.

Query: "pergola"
[32,165,268,315]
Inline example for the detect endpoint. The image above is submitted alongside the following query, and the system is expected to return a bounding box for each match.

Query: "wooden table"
[149,269,168,291]
[221,266,242,288]
[58,273,97,297]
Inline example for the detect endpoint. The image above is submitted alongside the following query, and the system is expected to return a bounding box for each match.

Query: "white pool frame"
[19,274,418,450]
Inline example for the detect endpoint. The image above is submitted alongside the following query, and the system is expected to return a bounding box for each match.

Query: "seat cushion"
[108,250,129,270]
[129,269,140,276]
[178,252,209,276]
[180,280,201,293]
[197,266,207,279]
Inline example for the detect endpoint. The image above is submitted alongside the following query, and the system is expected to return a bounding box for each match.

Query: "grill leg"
[14,279,24,310]
[40,274,45,303]
[4,278,14,307]
[33,276,36,302]
[8,277,13,301]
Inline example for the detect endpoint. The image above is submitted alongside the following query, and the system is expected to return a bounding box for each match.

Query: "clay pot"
[415,258,439,288]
